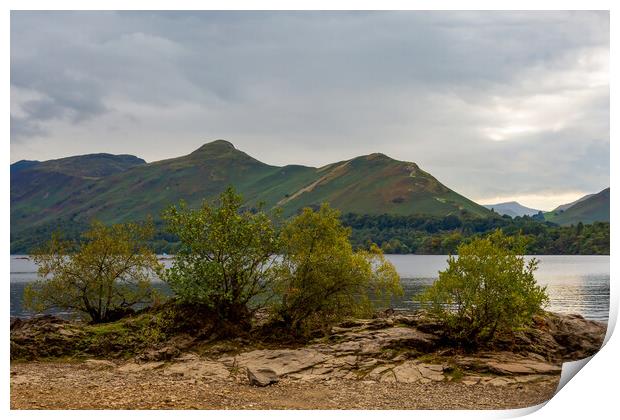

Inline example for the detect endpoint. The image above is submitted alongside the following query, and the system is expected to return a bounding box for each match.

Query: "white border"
[3,2,616,420]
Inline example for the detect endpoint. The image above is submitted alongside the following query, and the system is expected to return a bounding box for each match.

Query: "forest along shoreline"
[10,308,605,409]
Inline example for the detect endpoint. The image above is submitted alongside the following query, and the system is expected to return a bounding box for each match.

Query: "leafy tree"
[418,230,548,345]
[271,204,402,334]
[161,187,279,324]
[24,220,161,323]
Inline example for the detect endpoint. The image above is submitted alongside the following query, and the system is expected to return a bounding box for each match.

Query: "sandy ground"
[10,361,559,410]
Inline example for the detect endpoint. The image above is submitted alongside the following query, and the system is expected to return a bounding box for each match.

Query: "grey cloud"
[10,115,47,140]
[10,11,609,208]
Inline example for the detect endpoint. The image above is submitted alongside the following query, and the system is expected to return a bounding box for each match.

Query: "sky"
[10,11,609,211]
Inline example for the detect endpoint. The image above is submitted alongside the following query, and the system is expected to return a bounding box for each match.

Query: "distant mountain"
[11,140,493,252]
[483,201,542,218]
[11,153,146,233]
[552,193,596,213]
[545,188,610,226]
[10,160,40,174]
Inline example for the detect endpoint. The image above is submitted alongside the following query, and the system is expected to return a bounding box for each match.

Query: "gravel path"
[10,361,559,410]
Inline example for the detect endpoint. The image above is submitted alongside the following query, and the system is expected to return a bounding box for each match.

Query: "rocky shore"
[10,310,606,410]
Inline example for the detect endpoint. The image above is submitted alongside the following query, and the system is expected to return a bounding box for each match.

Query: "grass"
[445,365,464,382]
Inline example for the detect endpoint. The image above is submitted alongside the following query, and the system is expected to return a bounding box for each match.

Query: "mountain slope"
[483,201,541,218]
[11,153,146,230]
[545,188,610,226]
[552,193,596,213]
[11,140,493,252]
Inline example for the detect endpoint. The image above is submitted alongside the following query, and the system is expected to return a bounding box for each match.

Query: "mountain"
[552,193,596,213]
[483,201,542,218]
[10,140,493,252]
[11,153,146,233]
[545,188,610,226]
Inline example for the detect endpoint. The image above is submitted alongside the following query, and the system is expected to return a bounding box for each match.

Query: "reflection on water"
[10,255,610,322]
[384,255,610,322]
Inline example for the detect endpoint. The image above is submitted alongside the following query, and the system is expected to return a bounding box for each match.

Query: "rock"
[514,375,547,384]
[417,364,445,381]
[227,349,328,376]
[487,377,513,387]
[118,361,165,373]
[461,376,482,386]
[322,325,440,357]
[10,315,84,360]
[380,371,397,383]
[366,318,394,330]
[164,359,229,380]
[547,313,607,360]
[488,360,560,375]
[247,367,278,386]
[392,361,422,383]
[508,312,606,362]
[84,359,116,369]
[10,309,603,392]
[367,364,395,381]
[455,352,562,377]
[137,345,180,362]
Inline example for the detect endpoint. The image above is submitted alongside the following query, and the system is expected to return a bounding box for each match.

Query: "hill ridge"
[11,139,494,252]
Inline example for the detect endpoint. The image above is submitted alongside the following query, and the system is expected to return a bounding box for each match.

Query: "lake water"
[10,255,610,322]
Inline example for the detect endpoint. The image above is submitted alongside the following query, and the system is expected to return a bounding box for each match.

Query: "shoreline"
[10,360,559,410]
[10,310,606,410]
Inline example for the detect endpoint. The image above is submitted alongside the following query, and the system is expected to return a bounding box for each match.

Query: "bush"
[24,220,162,323]
[161,187,279,325]
[270,204,402,335]
[418,230,548,345]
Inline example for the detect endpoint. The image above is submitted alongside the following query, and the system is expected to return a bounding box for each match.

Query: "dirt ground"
[10,361,559,410]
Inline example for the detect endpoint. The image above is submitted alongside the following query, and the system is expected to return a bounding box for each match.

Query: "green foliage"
[23,220,162,323]
[418,230,549,345]
[12,210,610,256]
[161,187,279,324]
[270,204,403,334]
[138,305,179,345]
[342,213,610,255]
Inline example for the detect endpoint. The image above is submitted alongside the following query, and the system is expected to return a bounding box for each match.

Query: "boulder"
[392,362,422,383]
[247,367,278,386]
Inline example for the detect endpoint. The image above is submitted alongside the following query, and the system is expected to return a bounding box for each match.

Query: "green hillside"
[11,154,146,234]
[545,188,610,226]
[11,140,492,253]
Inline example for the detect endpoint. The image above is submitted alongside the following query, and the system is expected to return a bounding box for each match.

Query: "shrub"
[418,230,548,345]
[271,204,402,335]
[161,187,279,324]
[24,220,162,323]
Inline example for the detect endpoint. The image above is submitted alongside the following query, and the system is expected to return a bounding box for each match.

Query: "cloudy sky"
[10,11,609,210]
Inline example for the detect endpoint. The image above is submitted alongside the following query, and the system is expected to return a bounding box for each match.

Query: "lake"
[10,255,610,322]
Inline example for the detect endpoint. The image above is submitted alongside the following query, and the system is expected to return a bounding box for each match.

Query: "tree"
[161,187,279,324]
[24,220,161,323]
[418,230,548,345]
[271,204,402,334]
